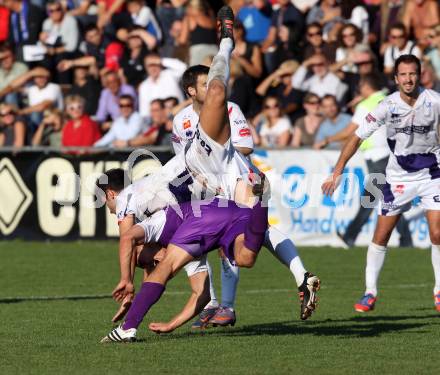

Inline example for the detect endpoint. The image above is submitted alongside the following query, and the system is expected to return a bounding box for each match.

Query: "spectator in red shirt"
[62,95,101,150]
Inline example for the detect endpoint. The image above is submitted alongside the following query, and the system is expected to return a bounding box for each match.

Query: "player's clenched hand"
[112,280,134,303]
[148,322,175,334]
[111,293,134,322]
[321,174,340,196]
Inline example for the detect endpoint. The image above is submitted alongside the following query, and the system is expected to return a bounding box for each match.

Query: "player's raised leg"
[197,5,235,145]
[354,215,400,312]
[425,210,440,312]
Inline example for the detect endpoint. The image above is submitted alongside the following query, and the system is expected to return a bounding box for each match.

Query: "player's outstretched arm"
[149,271,210,333]
[321,134,362,196]
[112,225,146,302]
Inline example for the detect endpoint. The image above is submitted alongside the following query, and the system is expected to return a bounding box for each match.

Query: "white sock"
[207,38,233,87]
[264,227,306,287]
[205,260,219,308]
[220,257,239,309]
[365,242,387,297]
[431,244,440,295]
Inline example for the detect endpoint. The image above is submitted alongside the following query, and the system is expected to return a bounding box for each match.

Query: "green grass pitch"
[0,241,438,375]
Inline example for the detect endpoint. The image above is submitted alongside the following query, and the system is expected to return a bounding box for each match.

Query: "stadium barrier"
[0,147,430,247]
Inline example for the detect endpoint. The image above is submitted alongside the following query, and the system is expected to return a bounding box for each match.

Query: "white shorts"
[379,179,440,216]
[183,255,208,277]
[184,125,250,199]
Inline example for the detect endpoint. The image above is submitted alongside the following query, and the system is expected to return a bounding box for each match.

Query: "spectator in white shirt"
[256,96,292,148]
[138,52,186,118]
[292,53,348,103]
[94,95,144,148]
[383,23,422,75]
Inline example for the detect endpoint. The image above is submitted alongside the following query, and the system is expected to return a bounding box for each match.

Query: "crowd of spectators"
[0,0,439,150]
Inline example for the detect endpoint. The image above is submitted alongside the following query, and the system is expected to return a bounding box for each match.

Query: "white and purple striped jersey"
[355,88,440,183]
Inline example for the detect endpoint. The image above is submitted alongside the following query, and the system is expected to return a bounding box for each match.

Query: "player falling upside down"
[100,194,269,342]
[322,54,440,313]
[170,7,320,325]
[95,168,213,326]
[172,64,254,327]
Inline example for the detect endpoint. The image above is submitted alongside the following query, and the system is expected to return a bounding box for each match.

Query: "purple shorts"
[159,198,251,261]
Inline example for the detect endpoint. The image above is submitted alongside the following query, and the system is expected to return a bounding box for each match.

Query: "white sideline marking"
[0,283,432,302]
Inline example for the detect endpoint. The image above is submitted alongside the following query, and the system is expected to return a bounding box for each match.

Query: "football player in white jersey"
[322,55,440,313]
[172,64,253,327]
[96,168,212,324]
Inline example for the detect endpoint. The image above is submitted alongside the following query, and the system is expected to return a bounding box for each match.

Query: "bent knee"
[236,253,257,268]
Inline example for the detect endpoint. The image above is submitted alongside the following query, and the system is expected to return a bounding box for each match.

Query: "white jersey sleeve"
[115,186,136,223]
[355,100,387,140]
[136,210,166,244]
[228,102,254,150]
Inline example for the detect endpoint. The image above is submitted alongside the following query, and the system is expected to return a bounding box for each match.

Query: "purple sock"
[244,202,268,252]
[122,282,165,330]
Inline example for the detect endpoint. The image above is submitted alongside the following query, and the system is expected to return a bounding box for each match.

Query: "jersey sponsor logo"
[185,130,193,138]
[366,113,376,123]
[433,195,440,203]
[183,119,191,129]
[394,125,430,135]
[239,128,251,137]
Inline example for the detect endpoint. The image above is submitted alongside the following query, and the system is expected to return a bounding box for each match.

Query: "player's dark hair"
[359,73,383,92]
[95,168,130,196]
[394,54,421,77]
[181,65,210,97]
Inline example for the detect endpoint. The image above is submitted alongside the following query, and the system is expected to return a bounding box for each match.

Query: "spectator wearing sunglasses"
[40,0,80,84]
[303,22,336,62]
[95,95,144,147]
[292,53,348,103]
[0,103,26,147]
[95,70,137,130]
[331,23,366,75]
[383,23,421,75]
[255,96,292,148]
[291,92,322,148]
[62,95,101,148]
